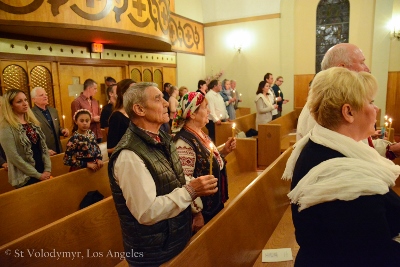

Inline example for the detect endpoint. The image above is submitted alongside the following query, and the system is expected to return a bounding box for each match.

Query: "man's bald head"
[321,43,370,73]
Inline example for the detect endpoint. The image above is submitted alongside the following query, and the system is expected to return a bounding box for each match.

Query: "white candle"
[232,123,236,138]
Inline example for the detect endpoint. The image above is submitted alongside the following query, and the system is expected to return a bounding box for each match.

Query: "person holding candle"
[108,83,217,266]
[255,81,278,130]
[31,87,69,155]
[272,76,289,119]
[71,79,102,143]
[205,80,230,142]
[172,92,236,232]
[231,80,242,110]
[283,67,400,267]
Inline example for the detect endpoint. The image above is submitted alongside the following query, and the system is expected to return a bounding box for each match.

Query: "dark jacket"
[291,140,400,267]
[108,123,191,266]
[32,105,64,153]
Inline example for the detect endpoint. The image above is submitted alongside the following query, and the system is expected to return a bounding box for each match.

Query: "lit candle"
[100,104,103,110]
[232,123,236,138]
[209,143,214,174]
[220,114,222,120]
[62,115,65,128]
[384,115,388,122]
[278,90,281,97]
[388,118,393,138]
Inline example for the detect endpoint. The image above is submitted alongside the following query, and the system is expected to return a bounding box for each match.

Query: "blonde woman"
[283,67,400,266]
[0,89,51,188]
[178,86,188,100]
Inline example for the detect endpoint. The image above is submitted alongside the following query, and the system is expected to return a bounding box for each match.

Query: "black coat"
[291,140,400,267]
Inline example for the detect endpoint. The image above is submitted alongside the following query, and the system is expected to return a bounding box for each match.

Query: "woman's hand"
[221,137,237,156]
[96,160,104,169]
[189,175,218,197]
[48,149,57,156]
[87,162,98,171]
[39,171,51,180]
[1,163,8,171]
[192,212,205,233]
[273,104,278,109]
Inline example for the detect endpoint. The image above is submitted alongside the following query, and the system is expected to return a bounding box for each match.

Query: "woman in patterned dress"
[172,92,236,233]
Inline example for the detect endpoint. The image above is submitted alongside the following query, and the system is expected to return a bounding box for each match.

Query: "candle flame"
[389,118,392,123]
[385,122,389,127]
[232,123,236,129]
[62,115,65,119]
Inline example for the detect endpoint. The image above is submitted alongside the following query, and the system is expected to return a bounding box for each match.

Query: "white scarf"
[283,124,400,211]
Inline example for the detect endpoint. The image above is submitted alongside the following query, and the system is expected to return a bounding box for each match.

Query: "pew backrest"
[163,148,293,267]
[0,168,13,194]
[0,196,123,267]
[257,109,300,168]
[0,162,111,246]
[50,153,70,176]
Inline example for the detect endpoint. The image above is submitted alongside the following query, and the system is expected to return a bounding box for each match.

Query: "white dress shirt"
[206,90,229,122]
[113,150,192,225]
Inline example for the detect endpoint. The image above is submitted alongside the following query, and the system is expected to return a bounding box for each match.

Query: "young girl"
[63,109,103,172]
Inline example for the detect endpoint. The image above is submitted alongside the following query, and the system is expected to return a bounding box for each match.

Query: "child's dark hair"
[72,109,92,132]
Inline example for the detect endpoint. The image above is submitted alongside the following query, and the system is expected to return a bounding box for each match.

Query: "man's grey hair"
[30,87,44,98]
[321,45,352,70]
[123,82,158,119]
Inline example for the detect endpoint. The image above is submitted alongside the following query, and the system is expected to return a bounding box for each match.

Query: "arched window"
[316,0,350,73]
[143,69,153,82]
[131,68,142,82]
[154,69,163,89]
[30,66,55,107]
[2,64,30,104]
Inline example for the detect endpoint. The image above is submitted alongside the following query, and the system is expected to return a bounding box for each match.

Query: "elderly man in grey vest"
[108,82,218,266]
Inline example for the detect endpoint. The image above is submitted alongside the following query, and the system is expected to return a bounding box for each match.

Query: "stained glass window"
[316,0,350,73]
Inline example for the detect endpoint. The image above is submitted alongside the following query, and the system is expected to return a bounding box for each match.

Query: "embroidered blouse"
[63,130,102,168]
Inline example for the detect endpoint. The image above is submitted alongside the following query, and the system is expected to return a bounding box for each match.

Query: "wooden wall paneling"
[162,67,177,87]
[386,72,400,136]
[294,74,314,108]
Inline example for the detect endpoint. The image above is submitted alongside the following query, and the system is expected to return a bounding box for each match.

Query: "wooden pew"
[50,153,70,177]
[257,109,301,168]
[0,196,124,267]
[161,147,293,267]
[214,113,257,147]
[60,138,69,152]
[224,138,258,203]
[235,107,251,118]
[0,168,13,194]
[234,113,257,136]
[0,162,111,246]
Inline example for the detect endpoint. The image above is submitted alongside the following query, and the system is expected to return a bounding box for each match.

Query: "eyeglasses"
[278,80,283,83]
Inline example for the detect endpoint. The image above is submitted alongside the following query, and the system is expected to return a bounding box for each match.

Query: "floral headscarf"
[171,92,205,133]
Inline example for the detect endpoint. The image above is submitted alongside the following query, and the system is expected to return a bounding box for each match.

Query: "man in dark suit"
[31,87,69,155]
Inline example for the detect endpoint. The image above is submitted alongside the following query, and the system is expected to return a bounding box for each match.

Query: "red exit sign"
[91,43,104,53]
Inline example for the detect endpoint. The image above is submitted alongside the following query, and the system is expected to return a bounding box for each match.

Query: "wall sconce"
[392,29,400,40]
[389,16,400,40]
[234,43,243,53]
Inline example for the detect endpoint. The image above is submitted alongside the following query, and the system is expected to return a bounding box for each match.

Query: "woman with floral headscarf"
[172,92,236,233]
